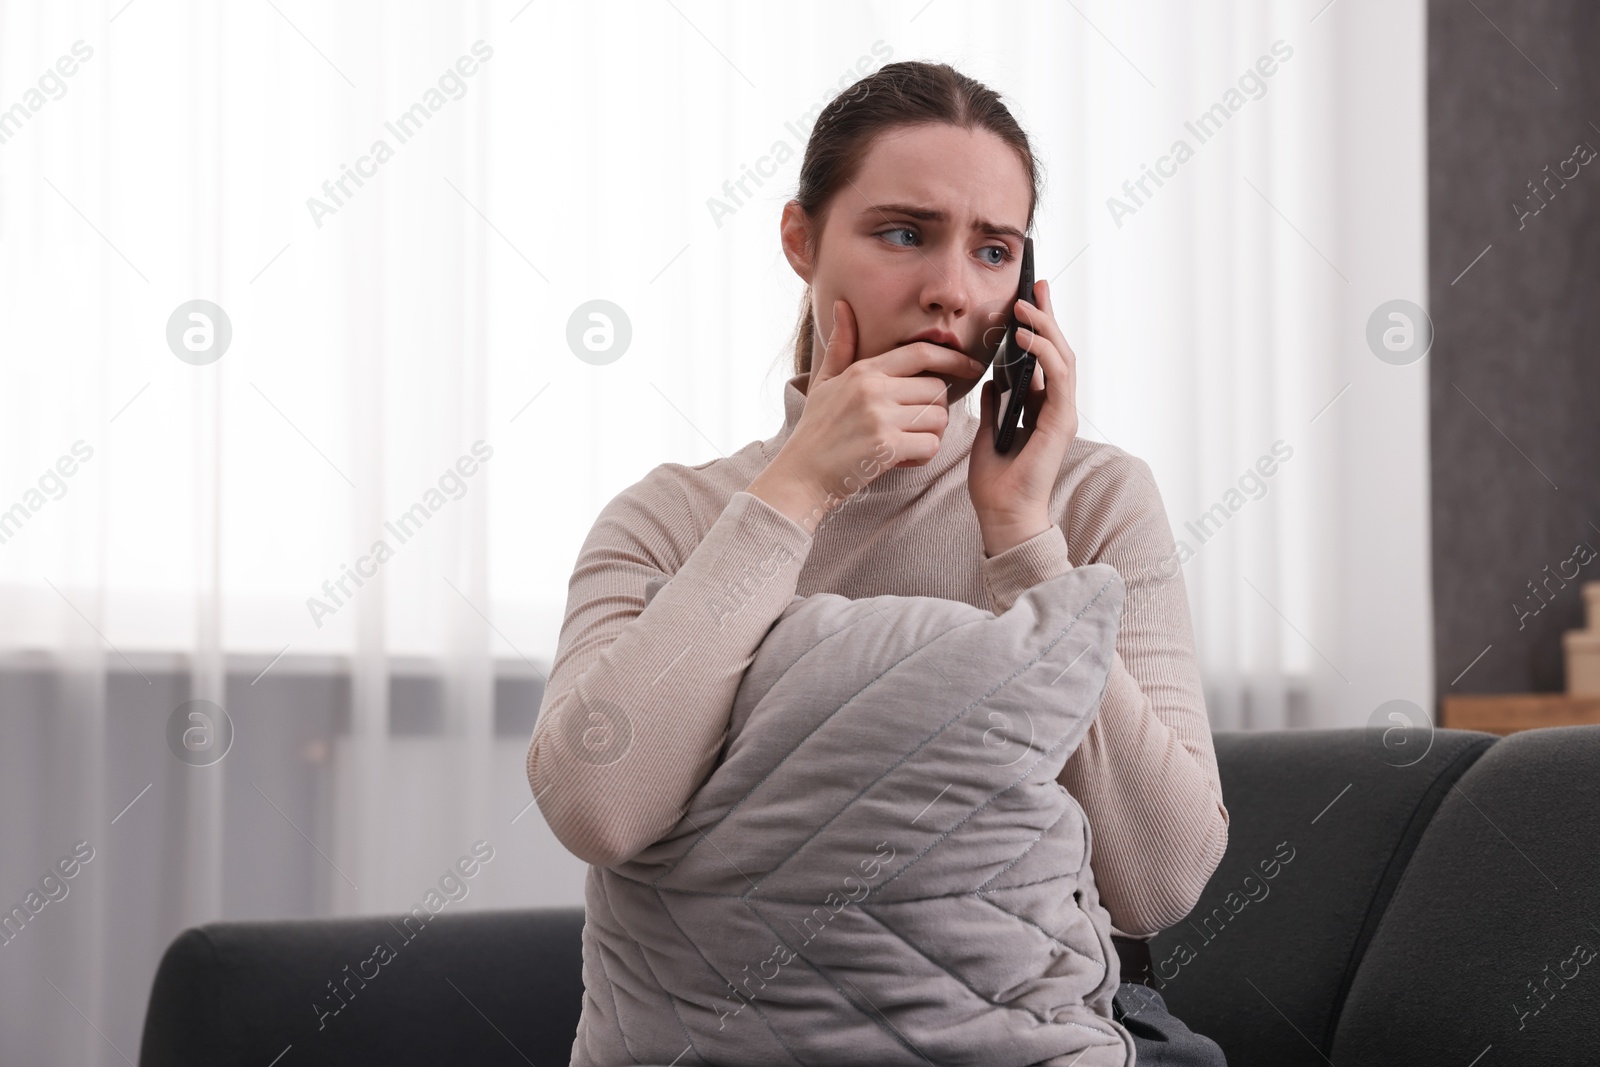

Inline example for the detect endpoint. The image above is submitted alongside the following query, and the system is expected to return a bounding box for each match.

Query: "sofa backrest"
[1147,727,1496,1067]
[1330,724,1600,1065]
[138,907,586,1066]
[143,724,1595,1067]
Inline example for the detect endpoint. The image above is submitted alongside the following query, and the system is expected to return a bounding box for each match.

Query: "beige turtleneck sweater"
[526,372,1228,939]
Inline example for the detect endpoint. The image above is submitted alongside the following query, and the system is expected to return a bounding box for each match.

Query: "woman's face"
[782,122,1033,404]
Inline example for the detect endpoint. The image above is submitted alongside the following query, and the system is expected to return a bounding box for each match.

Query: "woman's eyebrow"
[867,201,1025,242]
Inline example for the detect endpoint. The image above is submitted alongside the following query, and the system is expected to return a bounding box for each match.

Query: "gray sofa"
[136,725,1600,1066]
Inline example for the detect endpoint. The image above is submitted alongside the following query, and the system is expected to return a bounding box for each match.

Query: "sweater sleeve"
[526,482,814,867]
[979,453,1229,939]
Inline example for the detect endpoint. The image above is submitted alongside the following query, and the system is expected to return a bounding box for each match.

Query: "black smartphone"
[991,236,1036,454]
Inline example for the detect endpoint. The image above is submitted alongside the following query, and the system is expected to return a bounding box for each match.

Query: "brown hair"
[787,61,1042,377]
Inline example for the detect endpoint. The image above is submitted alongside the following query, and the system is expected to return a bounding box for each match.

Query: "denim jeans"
[1111,982,1228,1066]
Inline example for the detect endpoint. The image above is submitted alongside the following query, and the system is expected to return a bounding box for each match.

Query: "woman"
[528,60,1229,1065]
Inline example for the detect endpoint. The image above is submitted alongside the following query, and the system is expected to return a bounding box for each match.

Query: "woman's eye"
[878,231,1010,265]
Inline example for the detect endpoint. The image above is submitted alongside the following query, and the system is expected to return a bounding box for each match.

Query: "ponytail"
[792,290,816,376]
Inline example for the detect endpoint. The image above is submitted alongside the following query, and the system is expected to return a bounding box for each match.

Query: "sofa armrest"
[138,906,585,1067]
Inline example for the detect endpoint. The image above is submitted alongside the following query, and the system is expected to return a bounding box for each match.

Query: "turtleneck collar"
[765,371,979,494]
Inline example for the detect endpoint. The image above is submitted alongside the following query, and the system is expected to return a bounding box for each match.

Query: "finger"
[1017,326,1078,440]
[1012,325,1048,407]
[1015,331,1049,432]
[1017,285,1077,373]
[873,340,987,383]
[1029,278,1052,326]
[1022,371,1047,427]
[812,298,857,387]
[1017,327,1066,401]
[871,374,955,446]
[881,374,956,414]
[1020,327,1047,394]
[1015,303,1077,422]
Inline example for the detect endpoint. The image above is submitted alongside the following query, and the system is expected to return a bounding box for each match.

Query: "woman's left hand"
[968,277,1081,557]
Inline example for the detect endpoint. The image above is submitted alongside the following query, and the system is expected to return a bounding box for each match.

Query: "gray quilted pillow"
[571,563,1133,1067]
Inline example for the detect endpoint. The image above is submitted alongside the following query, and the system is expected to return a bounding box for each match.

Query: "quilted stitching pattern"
[570,564,1136,1067]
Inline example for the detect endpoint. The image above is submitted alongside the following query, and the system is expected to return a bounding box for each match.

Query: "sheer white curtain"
[1057,0,1432,731]
[0,1,1427,1062]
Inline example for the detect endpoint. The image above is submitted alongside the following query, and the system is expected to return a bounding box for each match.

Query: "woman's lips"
[903,329,964,351]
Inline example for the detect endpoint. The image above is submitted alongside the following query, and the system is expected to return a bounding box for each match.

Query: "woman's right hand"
[748,298,987,533]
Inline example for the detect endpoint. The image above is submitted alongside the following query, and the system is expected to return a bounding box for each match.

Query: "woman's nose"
[919,246,971,316]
